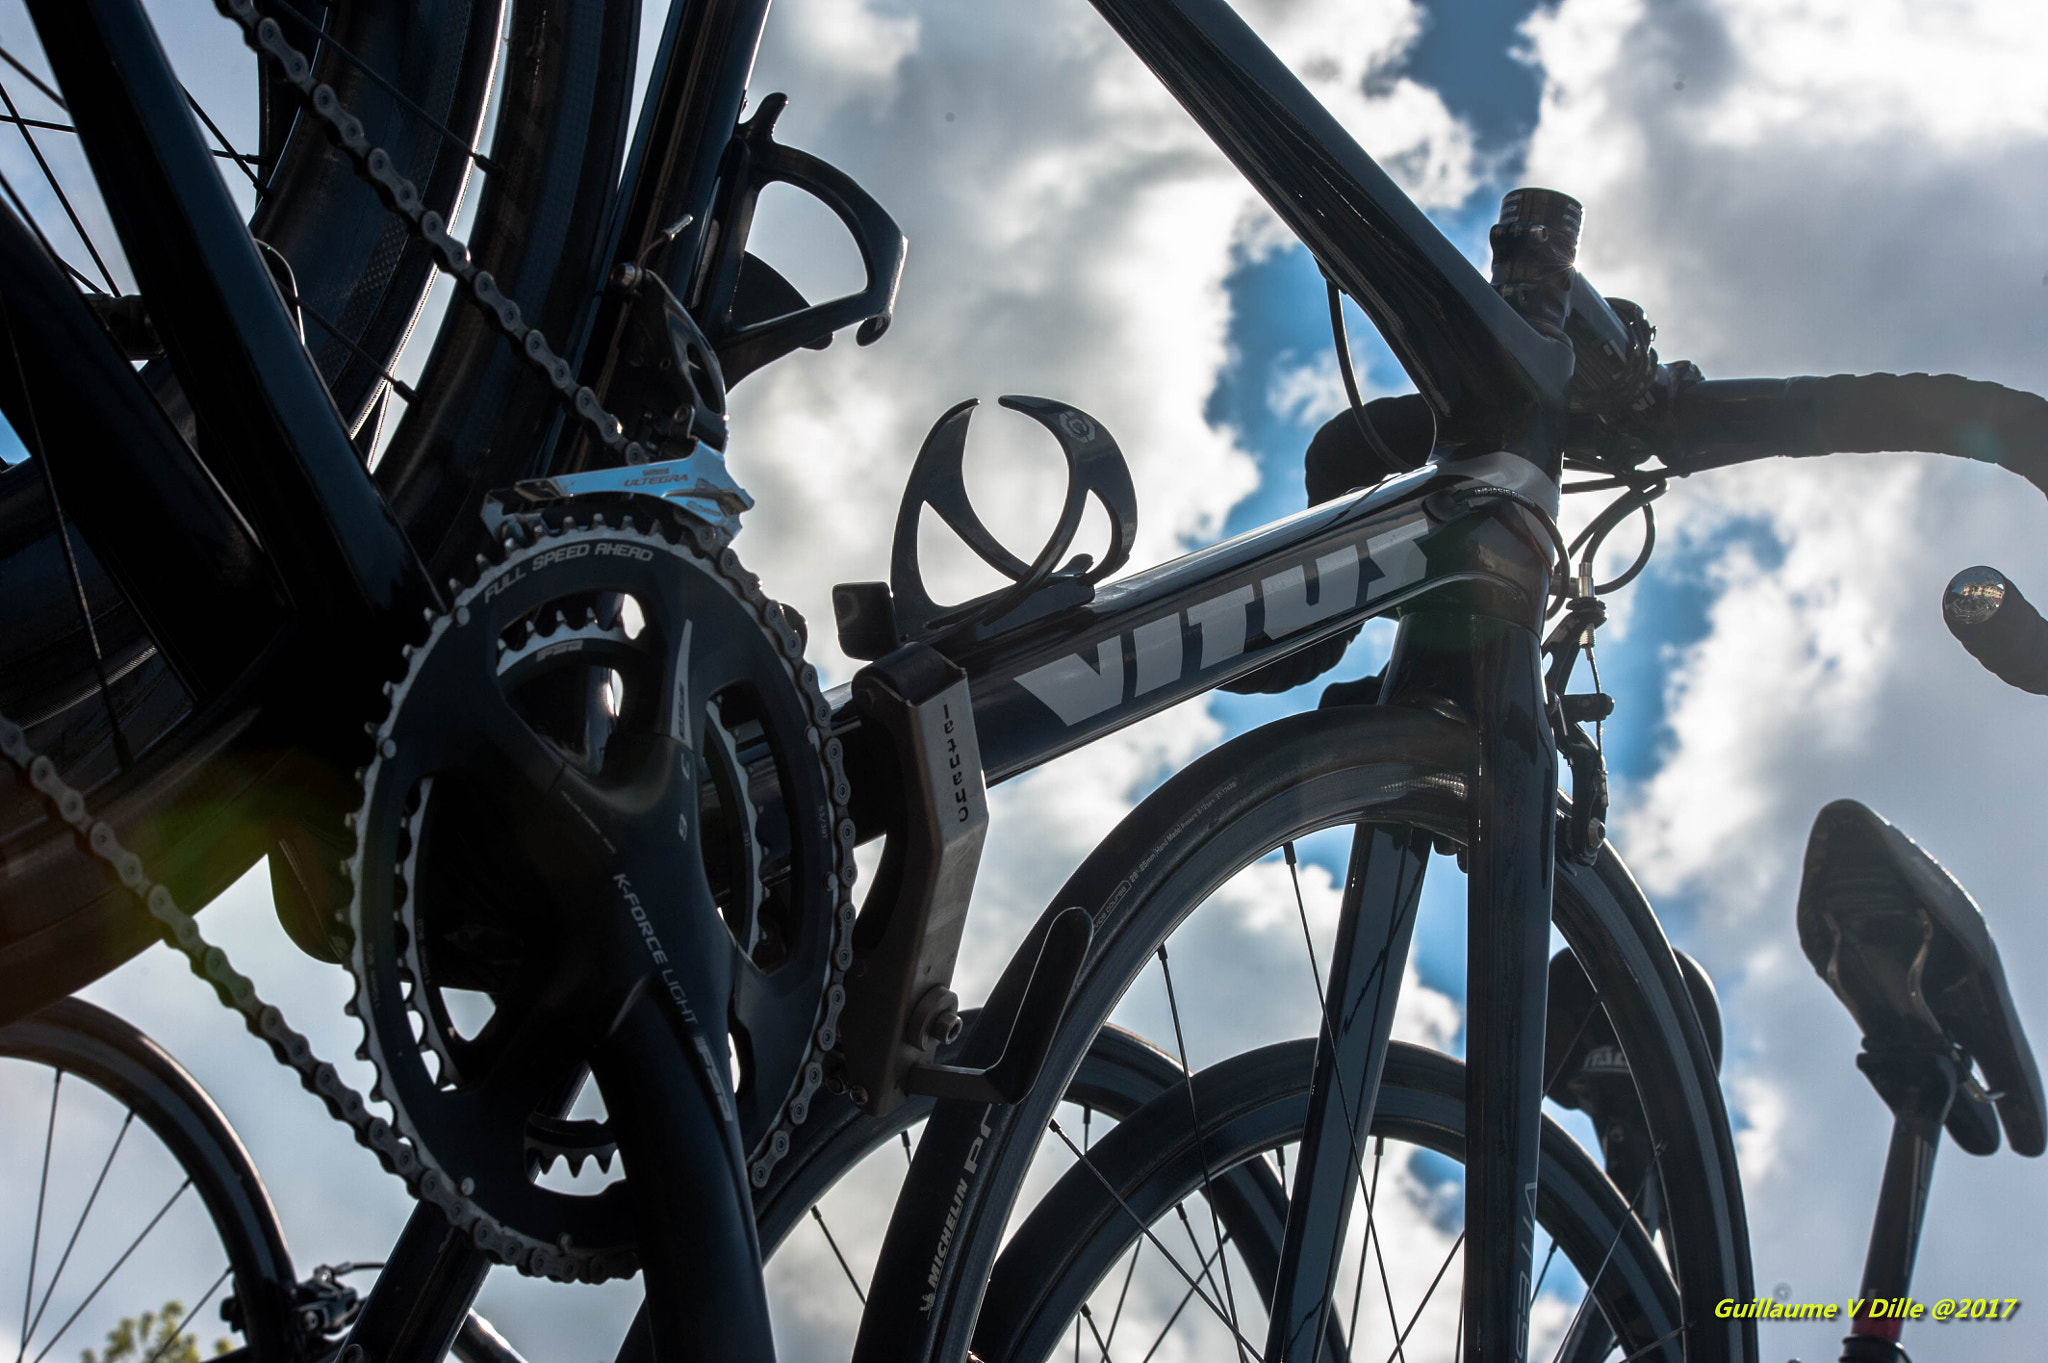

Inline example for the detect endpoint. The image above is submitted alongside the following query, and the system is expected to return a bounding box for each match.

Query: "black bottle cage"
[886,395,1139,644]
[698,93,907,385]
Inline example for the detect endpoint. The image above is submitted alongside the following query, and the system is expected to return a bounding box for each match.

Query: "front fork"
[1258,590,1554,1363]
[1392,607,1557,1363]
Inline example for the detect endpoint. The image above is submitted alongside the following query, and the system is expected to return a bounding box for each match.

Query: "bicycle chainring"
[345,503,854,1281]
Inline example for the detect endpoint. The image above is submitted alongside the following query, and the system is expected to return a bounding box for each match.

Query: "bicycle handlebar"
[1659,373,2048,491]
[1652,372,2048,695]
[1309,370,2048,692]
[1944,567,2048,695]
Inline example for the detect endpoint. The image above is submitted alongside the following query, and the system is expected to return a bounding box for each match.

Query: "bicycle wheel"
[753,1023,1307,1356]
[0,997,299,1363]
[857,704,1752,1363]
[607,1023,1197,1359]
[0,0,638,1018]
[976,1039,1682,1363]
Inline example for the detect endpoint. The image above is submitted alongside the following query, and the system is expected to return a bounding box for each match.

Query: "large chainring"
[346,504,854,1281]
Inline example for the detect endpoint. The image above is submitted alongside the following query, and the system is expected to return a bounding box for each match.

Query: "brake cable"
[1569,478,1667,595]
[1324,276,1421,472]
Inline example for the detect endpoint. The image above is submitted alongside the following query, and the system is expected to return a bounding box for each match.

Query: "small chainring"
[346,503,854,1280]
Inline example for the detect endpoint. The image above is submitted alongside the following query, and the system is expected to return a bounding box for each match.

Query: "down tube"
[920,476,1547,789]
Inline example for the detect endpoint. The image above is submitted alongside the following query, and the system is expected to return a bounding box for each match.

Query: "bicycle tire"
[855,704,1754,1363]
[0,0,639,1021]
[975,1039,1684,1363]
[0,996,299,1363]
[744,1026,1284,1356]
[754,1021,1207,1258]
[1,0,502,758]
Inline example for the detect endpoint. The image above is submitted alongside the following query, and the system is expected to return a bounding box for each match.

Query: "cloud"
[1266,349,1349,427]
[729,0,1479,663]
[1523,0,2048,1355]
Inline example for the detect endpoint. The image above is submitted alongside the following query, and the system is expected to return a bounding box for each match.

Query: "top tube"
[1085,0,1573,455]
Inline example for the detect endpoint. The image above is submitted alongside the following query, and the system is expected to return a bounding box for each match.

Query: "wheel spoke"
[28,1177,192,1363]
[1172,1204,1234,1339]
[1134,1232,1234,1363]
[1358,1137,1408,1363]
[182,90,259,189]
[137,1264,233,1363]
[808,1206,866,1306]
[1382,1233,1463,1363]
[1077,1303,1114,1363]
[1347,1135,1405,1363]
[23,1112,133,1346]
[1102,1228,1144,1354]
[1612,1323,1685,1363]
[1045,1118,1264,1361]
[1528,1235,1562,1312]
[268,267,419,404]
[1154,945,1249,1362]
[0,76,116,292]
[1542,987,1602,1093]
[0,166,99,293]
[1544,1144,1664,1357]
[0,113,68,134]
[0,45,63,111]
[16,1069,59,1363]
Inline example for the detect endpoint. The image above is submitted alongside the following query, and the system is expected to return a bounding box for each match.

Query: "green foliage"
[79,1301,231,1363]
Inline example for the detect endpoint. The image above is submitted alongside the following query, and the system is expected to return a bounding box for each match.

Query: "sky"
[5,0,2048,1361]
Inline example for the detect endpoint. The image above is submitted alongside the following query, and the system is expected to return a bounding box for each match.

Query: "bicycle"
[3,1,2046,1361]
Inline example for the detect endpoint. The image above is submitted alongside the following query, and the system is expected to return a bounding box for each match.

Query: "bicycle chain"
[0,717,429,1190]
[0,2,853,1270]
[217,0,860,1208]
[2,508,857,1280]
[214,0,656,468]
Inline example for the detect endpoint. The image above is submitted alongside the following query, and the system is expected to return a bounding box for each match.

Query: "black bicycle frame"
[10,1,1737,1361]
[834,2,1574,1357]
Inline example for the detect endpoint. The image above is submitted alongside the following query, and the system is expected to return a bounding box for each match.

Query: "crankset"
[344,502,853,1281]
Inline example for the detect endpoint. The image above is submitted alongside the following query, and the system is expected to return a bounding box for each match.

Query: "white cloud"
[1523,1,2048,1356]
[1267,349,1349,427]
[730,0,1482,659]
[771,0,920,102]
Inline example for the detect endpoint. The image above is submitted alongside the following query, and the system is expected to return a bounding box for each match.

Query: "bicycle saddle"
[1796,799,2045,1157]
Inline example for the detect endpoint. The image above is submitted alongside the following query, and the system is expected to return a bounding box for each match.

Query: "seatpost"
[1839,1047,1959,1363]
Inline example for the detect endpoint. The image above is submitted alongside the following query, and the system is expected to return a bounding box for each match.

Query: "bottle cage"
[695,93,908,386]
[832,396,1140,658]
